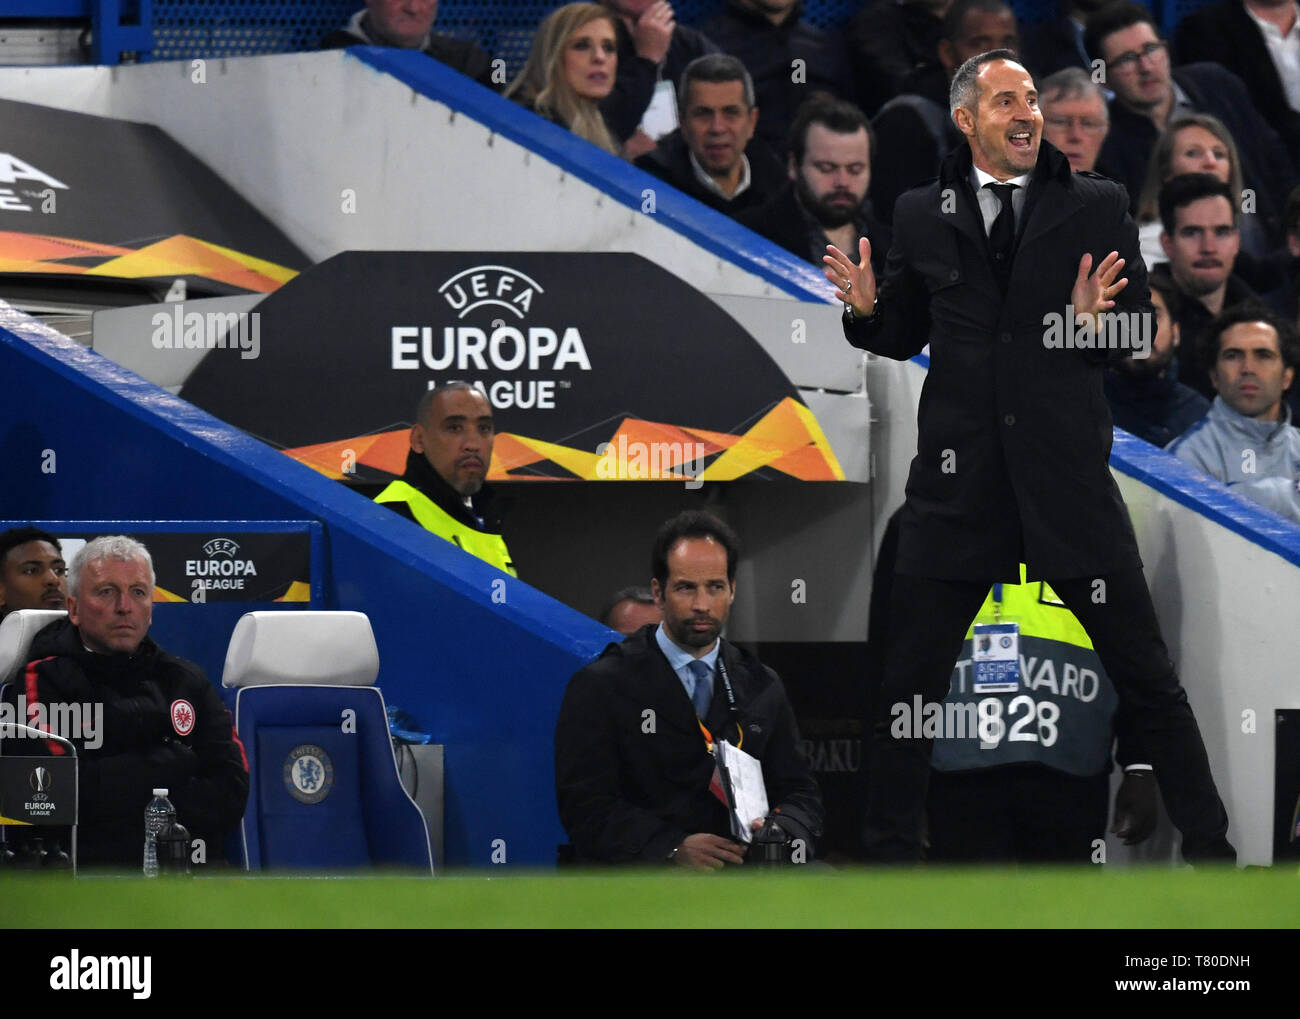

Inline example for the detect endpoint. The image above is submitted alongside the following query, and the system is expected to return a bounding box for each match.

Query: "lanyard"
[697,652,742,750]
[992,583,1003,623]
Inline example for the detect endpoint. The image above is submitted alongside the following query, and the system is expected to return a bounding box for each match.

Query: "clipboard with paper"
[710,739,769,843]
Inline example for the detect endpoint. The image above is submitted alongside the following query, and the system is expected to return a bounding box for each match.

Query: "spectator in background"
[1152,174,1261,400]
[374,382,516,577]
[1169,303,1300,525]
[1039,67,1108,172]
[1086,0,1296,240]
[600,0,719,158]
[870,0,1018,223]
[506,3,622,156]
[320,0,496,90]
[635,54,784,216]
[0,527,67,619]
[700,0,854,157]
[845,0,950,117]
[600,585,662,635]
[1132,115,1270,273]
[738,96,890,276]
[1174,0,1300,170]
[1024,0,1112,77]
[1104,273,1210,447]
[896,0,1020,108]
[1263,185,1300,328]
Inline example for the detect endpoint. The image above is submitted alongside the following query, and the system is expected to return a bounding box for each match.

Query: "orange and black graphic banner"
[180,251,845,483]
[0,98,306,294]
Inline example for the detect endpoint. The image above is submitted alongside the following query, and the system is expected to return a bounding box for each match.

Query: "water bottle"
[143,788,174,878]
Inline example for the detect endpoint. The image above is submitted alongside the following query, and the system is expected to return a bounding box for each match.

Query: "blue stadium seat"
[221,610,433,874]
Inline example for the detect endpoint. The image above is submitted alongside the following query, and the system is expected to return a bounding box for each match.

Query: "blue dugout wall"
[0,308,613,867]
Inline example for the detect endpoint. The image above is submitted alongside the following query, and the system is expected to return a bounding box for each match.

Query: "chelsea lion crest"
[283,744,334,804]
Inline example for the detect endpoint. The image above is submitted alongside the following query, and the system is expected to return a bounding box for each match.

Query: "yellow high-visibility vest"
[375,480,517,577]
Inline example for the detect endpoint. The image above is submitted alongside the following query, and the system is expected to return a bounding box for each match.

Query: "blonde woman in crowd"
[506,3,622,156]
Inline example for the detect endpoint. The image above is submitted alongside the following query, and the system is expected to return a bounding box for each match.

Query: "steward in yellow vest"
[866,510,1155,863]
[375,459,516,576]
[375,383,517,577]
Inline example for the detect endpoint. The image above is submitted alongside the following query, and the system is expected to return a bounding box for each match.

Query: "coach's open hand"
[824,238,875,318]
[1071,250,1128,322]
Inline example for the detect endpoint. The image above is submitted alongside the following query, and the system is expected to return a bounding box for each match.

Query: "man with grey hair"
[826,50,1235,864]
[600,585,662,636]
[1039,66,1109,172]
[634,54,784,216]
[4,535,248,868]
[375,382,516,576]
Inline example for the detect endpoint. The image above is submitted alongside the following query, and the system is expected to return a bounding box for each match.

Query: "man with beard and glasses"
[826,51,1235,865]
[739,96,890,276]
[374,381,516,576]
[554,510,823,868]
[1149,174,1259,401]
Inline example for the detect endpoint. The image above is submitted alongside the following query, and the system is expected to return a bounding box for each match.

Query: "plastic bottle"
[143,788,174,878]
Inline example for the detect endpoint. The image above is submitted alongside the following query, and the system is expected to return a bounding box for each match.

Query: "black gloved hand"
[1111,770,1157,845]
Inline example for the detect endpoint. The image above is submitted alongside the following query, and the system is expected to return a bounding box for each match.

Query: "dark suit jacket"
[320,22,495,90]
[634,129,786,217]
[701,0,854,155]
[1149,262,1260,400]
[1098,63,1296,247]
[554,626,823,864]
[736,181,892,277]
[844,141,1148,581]
[845,0,944,116]
[602,22,719,143]
[871,92,965,225]
[1024,14,1090,79]
[1173,0,1300,168]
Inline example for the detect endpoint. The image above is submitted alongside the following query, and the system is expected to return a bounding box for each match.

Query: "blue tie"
[688,660,713,718]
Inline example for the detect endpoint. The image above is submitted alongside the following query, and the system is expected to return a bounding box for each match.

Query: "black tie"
[985,182,1017,290]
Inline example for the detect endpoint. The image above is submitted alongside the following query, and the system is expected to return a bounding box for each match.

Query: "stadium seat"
[220,610,434,874]
[0,609,71,859]
[0,609,67,685]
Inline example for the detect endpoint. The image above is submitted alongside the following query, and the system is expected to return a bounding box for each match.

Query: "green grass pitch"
[3,866,1297,928]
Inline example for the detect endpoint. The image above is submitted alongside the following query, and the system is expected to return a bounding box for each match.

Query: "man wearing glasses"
[1084,1,1295,226]
[1039,66,1109,172]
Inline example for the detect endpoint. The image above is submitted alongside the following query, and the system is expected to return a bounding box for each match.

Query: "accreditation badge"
[971,622,1020,693]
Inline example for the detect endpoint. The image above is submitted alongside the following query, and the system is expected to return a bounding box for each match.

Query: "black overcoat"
[554,625,823,864]
[845,141,1149,582]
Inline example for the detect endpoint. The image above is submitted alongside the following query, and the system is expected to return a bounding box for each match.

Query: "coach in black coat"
[554,625,822,864]
[844,139,1146,581]
[825,52,1233,863]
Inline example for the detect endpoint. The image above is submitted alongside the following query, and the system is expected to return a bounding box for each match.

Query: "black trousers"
[927,765,1110,864]
[863,569,1234,863]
